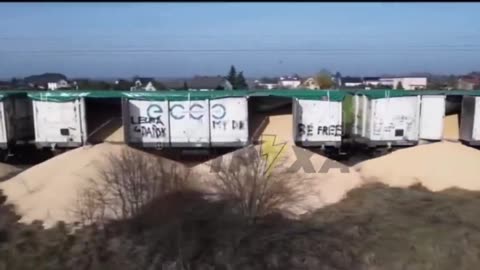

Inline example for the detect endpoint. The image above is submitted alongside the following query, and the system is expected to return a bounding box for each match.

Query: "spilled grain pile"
[88,117,124,143]
[277,144,362,214]
[193,141,362,216]
[355,141,480,191]
[260,114,295,143]
[443,113,460,141]
[0,143,190,228]
[5,109,477,228]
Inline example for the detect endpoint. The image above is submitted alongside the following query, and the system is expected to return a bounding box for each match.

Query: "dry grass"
[5,181,480,269]
[208,146,309,222]
[72,148,195,226]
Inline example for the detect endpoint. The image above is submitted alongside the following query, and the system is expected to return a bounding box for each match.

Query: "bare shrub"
[72,147,194,226]
[209,146,308,222]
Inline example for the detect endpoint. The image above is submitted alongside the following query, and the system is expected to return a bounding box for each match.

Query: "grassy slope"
[2,183,480,269]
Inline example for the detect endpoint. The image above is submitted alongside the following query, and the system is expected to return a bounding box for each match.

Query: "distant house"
[24,73,67,84]
[401,77,427,90]
[363,77,381,87]
[379,77,427,90]
[187,76,233,90]
[278,75,302,89]
[378,78,395,88]
[458,76,480,90]
[47,79,70,90]
[342,77,363,88]
[47,82,58,90]
[301,77,320,90]
[254,78,279,90]
[131,77,156,91]
[22,73,70,90]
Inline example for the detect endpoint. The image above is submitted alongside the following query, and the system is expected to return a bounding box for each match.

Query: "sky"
[1,2,480,79]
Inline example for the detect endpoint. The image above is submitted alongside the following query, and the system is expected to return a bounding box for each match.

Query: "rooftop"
[363,77,380,81]
[343,77,363,83]
[279,74,301,81]
[134,77,155,85]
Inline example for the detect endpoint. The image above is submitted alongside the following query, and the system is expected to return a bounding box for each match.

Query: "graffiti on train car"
[170,103,206,120]
[130,104,167,139]
[212,120,246,131]
[210,103,246,131]
[297,124,342,137]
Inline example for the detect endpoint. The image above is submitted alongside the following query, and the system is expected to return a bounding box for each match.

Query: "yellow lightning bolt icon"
[259,134,287,176]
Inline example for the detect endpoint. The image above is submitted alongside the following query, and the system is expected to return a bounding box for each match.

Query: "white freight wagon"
[29,92,88,149]
[460,95,480,145]
[123,92,250,148]
[209,97,249,147]
[122,99,170,148]
[418,92,446,141]
[0,92,34,149]
[352,90,421,147]
[169,98,210,147]
[292,91,346,147]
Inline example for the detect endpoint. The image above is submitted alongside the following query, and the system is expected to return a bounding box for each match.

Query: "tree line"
[227,65,248,90]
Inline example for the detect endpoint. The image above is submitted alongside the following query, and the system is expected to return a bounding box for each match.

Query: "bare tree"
[208,146,308,223]
[72,147,194,226]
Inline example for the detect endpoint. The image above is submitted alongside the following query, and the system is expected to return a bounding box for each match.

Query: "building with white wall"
[254,80,278,90]
[363,77,381,86]
[458,76,480,90]
[131,78,157,91]
[47,82,58,90]
[379,77,427,90]
[47,79,70,90]
[278,75,302,89]
[342,77,363,88]
[301,77,320,90]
